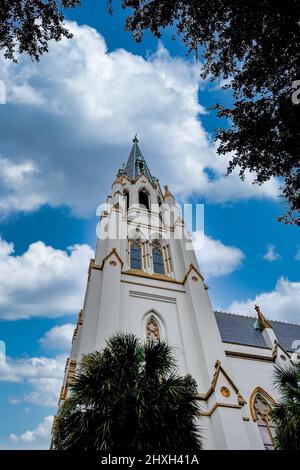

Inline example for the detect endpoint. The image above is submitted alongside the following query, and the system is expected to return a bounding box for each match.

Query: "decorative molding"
[249,387,276,422]
[123,269,178,284]
[225,350,274,363]
[199,402,242,417]
[129,290,176,304]
[121,279,186,294]
[196,360,246,406]
[271,339,290,360]
[89,249,124,277]
[101,248,124,269]
[182,263,205,284]
[221,386,231,398]
[112,174,132,186]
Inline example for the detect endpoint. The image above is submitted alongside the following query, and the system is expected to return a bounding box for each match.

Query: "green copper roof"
[123,135,155,184]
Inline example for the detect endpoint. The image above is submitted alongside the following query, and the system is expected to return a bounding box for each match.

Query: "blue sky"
[0,0,299,449]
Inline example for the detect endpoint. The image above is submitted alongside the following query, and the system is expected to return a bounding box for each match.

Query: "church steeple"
[124,135,154,184]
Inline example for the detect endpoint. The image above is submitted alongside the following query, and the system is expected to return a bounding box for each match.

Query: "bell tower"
[57,136,253,450]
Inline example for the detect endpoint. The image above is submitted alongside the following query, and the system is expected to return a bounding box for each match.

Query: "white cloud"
[9,415,53,449]
[192,230,244,277]
[0,352,66,407]
[0,22,279,218]
[39,323,75,351]
[0,158,47,215]
[295,246,300,261]
[228,277,300,324]
[263,243,281,262]
[0,238,93,320]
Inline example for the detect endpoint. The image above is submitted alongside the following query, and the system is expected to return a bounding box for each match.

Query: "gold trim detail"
[123,269,179,284]
[88,248,124,277]
[221,386,231,398]
[200,402,242,417]
[163,185,174,200]
[271,339,290,360]
[254,305,272,331]
[225,350,274,363]
[249,387,276,422]
[196,360,246,406]
[182,263,205,284]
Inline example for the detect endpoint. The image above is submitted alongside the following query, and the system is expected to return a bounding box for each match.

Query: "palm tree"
[53,333,202,451]
[270,363,300,450]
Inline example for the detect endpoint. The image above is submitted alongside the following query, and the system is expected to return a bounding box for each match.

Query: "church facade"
[56,137,300,450]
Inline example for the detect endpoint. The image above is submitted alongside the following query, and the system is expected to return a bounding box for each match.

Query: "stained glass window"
[252,391,276,450]
[130,240,142,270]
[152,240,165,274]
[146,316,160,343]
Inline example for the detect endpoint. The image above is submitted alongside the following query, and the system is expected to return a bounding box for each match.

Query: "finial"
[254,305,272,331]
[163,185,174,200]
[133,134,138,143]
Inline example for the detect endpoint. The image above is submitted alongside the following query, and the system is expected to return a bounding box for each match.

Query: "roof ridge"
[214,310,300,327]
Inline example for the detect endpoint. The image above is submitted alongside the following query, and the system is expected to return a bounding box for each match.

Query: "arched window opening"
[152,240,165,274]
[251,390,276,450]
[123,190,129,212]
[157,196,162,207]
[139,189,150,210]
[130,239,142,270]
[138,161,144,173]
[146,315,160,344]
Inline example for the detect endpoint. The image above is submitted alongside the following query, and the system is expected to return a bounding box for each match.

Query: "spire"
[124,135,154,184]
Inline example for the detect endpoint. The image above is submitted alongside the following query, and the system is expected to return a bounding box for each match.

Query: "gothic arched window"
[139,189,150,210]
[146,315,160,343]
[123,190,129,212]
[130,239,142,270]
[251,388,277,450]
[152,240,165,274]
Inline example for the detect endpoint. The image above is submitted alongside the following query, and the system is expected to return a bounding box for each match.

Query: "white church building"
[56,137,300,450]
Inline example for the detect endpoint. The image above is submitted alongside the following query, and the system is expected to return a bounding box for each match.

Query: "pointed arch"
[146,315,160,344]
[129,238,142,270]
[123,189,129,212]
[250,387,277,449]
[150,235,172,275]
[138,187,150,210]
[143,310,166,343]
[152,239,165,274]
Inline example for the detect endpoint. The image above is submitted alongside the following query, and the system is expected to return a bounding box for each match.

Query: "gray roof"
[124,136,154,184]
[215,311,300,352]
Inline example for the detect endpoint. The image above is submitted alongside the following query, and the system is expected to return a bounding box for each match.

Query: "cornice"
[199,402,242,417]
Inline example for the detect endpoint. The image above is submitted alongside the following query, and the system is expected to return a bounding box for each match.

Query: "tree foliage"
[270,363,300,450]
[109,0,300,225]
[53,333,202,451]
[0,0,80,61]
